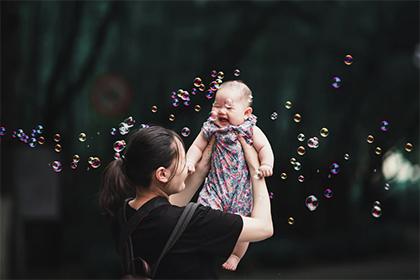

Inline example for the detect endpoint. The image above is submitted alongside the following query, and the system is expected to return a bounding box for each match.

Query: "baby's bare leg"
[222,241,249,271]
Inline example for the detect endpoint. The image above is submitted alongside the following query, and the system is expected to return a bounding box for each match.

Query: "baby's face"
[211,87,250,127]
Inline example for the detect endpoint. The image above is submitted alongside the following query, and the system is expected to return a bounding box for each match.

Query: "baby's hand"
[258,164,273,177]
[186,161,196,174]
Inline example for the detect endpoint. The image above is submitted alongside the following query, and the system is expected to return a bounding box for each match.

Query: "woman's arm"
[169,136,215,207]
[237,135,274,242]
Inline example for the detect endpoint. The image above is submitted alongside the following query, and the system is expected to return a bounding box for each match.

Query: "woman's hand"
[237,135,260,176]
[194,136,216,176]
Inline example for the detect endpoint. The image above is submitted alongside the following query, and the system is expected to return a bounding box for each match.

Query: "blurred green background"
[1,1,419,279]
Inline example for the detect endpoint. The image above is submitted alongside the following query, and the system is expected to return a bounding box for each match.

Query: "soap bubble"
[288,217,295,225]
[183,100,191,107]
[181,127,191,137]
[405,143,413,152]
[297,133,305,142]
[37,136,45,145]
[233,69,240,77]
[380,120,389,132]
[330,163,340,175]
[124,116,135,127]
[374,200,381,206]
[344,54,353,65]
[210,81,220,91]
[384,183,390,191]
[70,162,78,170]
[307,137,319,149]
[367,135,374,144]
[375,147,382,155]
[193,77,202,87]
[270,112,278,120]
[199,84,205,92]
[371,205,382,218]
[0,127,6,136]
[53,133,61,142]
[280,173,287,180]
[113,140,127,153]
[298,175,305,183]
[89,157,101,169]
[293,162,302,171]
[297,146,306,156]
[320,128,329,137]
[73,154,80,163]
[305,195,319,211]
[217,71,224,79]
[215,78,223,85]
[191,88,198,95]
[78,133,87,142]
[54,144,62,153]
[324,188,333,198]
[344,153,350,160]
[290,157,297,165]
[205,90,215,100]
[28,138,37,148]
[110,128,117,135]
[52,161,62,173]
[332,76,342,88]
[119,122,130,135]
[194,105,201,112]
[151,105,158,113]
[269,192,274,199]
[211,70,217,78]
[169,114,176,122]
[293,113,302,123]
[172,98,180,107]
[285,101,292,109]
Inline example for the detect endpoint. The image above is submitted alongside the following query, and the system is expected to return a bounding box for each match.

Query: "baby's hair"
[219,80,253,107]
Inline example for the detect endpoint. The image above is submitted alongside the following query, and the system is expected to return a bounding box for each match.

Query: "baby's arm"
[252,126,274,177]
[186,131,209,173]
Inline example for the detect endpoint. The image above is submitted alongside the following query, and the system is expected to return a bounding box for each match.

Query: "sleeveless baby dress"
[197,114,257,216]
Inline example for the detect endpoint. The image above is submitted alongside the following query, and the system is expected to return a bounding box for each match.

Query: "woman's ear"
[244,106,253,118]
[155,167,170,183]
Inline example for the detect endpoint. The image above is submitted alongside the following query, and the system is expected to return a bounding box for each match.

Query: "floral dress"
[197,114,257,216]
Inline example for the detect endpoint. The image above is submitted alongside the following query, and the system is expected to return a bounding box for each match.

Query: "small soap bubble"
[78,133,87,142]
[293,113,302,123]
[70,162,78,170]
[110,128,117,135]
[288,217,295,225]
[344,153,350,160]
[28,138,37,148]
[210,70,217,78]
[297,146,306,156]
[54,144,62,153]
[191,88,198,95]
[307,137,319,149]
[297,133,305,142]
[374,200,381,206]
[53,133,61,142]
[89,157,101,169]
[384,183,390,191]
[305,195,319,211]
[210,81,220,91]
[344,54,353,65]
[205,90,215,100]
[233,69,240,77]
[217,71,224,79]
[320,128,329,137]
[298,175,305,183]
[119,122,130,135]
[280,173,287,180]
[113,140,127,153]
[290,157,297,165]
[367,135,374,144]
[36,124,44,131]
[0,127,6,136]
[193,77,202,87]
[169,114,176,122]
[332,76,342,88]
[375,147,382,155]
[183,100,191,107]
[324,188,333,199]
[270,112,278,120]
[73,154,80,163]
[371,205,382,218]
[293,162,302,171]
[37,136,45,145]
[124,116,136,127]
[151,105,158,113]
[380,120,389,132]
[172,98,180,107]
[269,192,274,199]
[199,84,205,92]
[405,143,413,152]
[52,161,62,173]
[285,101,292,109]
[330,163,340,175]
[181,127,191,137]
[194,105,201,112]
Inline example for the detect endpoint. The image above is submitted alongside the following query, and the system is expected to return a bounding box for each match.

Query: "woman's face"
[165,137,188,195]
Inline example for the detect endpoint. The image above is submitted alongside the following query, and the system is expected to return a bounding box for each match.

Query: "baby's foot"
[222,255,241,271]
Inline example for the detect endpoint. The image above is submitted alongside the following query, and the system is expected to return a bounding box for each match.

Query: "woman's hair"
[99,126,184,217]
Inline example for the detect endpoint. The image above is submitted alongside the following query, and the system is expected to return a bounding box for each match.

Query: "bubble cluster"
[181,127,191,137]
[332,76,342,89]
[320,128,329,137]
[113,140,127,153]
[330,163,340,175]
[270,112,278,121]
[305,195,319,211]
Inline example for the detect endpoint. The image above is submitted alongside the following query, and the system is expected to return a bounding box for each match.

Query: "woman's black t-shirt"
[117,196,243,279]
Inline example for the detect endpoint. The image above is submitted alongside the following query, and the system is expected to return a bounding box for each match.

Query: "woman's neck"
[129,185,168,210]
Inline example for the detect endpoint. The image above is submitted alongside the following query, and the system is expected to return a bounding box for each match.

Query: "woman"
[99,126,273,279]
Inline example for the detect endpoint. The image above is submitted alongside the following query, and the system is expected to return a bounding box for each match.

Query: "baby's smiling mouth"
[218,116,229,123]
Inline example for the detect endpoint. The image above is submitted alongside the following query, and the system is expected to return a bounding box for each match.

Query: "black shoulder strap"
[151,202,199,277]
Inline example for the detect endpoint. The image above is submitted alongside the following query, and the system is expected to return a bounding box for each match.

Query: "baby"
[186,80,274,271]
